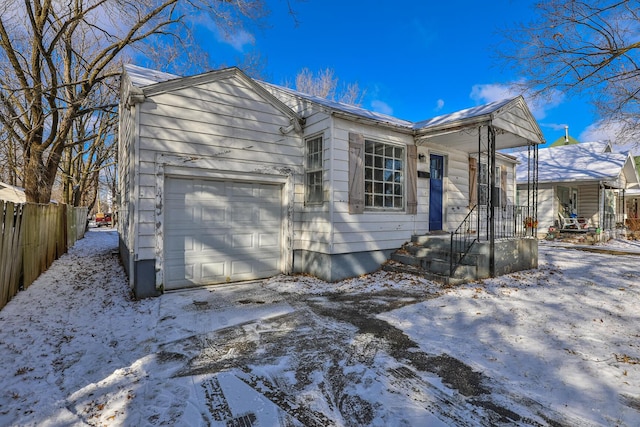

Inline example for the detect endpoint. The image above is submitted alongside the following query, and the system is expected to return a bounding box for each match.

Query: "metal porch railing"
[449,205,536,276]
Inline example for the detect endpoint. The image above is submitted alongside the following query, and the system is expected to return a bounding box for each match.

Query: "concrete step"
[424,258,451,275]
[390,252,422,267]
[382,262,459,286]
[387,233,489,285]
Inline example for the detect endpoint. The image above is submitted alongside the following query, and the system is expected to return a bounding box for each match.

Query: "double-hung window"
[364,140,404,209]
[305,135,323,204]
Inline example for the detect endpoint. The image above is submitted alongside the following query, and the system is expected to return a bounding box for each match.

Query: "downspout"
[329,118,335,254]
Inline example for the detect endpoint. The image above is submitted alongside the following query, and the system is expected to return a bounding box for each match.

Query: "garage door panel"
[259,186,281,198]
[164,177,282,290]
[229,204,256,223]
[258,233,279,248]
[231,233,254,248]
[228,182,256,198]
[194,181,225,198]
[200,206,227,222]
[200,262,226,281]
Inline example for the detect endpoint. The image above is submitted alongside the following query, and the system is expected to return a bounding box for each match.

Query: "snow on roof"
[122,64,527,134]
[257,81,414,128]
[515,142,629,184]
[124,64,180,87]
[413,98,515,130]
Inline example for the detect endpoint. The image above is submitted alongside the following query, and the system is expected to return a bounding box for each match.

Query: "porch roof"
[414,96,544,151]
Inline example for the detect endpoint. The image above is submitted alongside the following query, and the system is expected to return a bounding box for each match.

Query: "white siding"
[329,117,417,254]
[578,184,601,227]
[535,185,556,229]
[117,80,137,277]
[133,75,303,261]
[294,111,333,253]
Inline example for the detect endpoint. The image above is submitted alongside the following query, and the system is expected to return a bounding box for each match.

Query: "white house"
[514,141,640,233]
[118,65,543,297]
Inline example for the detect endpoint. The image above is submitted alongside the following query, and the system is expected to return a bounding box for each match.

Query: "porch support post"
[534,142,538,233]
[489,125,496,277]
[621,189,626,227]
[477,126,481,235]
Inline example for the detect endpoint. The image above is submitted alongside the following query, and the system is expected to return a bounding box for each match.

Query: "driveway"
[0,229,638,426]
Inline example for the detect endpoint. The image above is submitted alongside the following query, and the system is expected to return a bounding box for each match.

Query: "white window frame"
[364,139,405,210]
[305,135,324,204]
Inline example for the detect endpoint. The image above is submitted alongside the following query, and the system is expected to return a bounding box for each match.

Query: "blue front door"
[429,155,444,231]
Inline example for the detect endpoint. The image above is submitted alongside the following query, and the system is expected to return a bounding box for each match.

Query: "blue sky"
[204,0,608,148]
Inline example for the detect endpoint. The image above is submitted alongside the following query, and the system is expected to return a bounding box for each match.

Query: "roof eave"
[331,111,414,134]
[416,112,493,135]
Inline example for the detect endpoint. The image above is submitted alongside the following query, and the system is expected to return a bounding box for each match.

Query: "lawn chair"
[558,212,589,230]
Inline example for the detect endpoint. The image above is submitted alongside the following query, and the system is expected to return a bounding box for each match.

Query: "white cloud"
[197,15,255,52]
[435,99,444,111]
[371,100,394,116]
[469,81,564,120]
[579,121,617,142]
[542,122,570,132]
[580,120,640,155]
[215,28,255,51]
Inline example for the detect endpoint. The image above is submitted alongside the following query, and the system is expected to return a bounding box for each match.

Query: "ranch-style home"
[513,141,639,236]
[118,64,542,298]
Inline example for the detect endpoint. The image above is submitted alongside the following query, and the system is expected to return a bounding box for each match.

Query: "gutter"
[330,111,415,135]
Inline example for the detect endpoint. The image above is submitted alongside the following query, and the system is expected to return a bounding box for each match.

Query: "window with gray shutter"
[350,133,410,213]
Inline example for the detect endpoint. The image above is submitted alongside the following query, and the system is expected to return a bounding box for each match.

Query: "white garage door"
[164,177,283,290]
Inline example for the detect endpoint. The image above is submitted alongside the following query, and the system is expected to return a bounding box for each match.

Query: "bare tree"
[289,67,366,106]
[0,0,273,203]
[499,0,640,143]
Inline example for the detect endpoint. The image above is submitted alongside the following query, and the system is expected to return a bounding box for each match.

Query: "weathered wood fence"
[0,201,88,310]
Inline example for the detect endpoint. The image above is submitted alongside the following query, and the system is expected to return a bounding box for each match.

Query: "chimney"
[564,126,569,144]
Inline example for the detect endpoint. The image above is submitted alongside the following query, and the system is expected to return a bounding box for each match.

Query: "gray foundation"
[132,259,160,299]
[118,237,160,299]
[472,238,538,278]
[293,249,394,282]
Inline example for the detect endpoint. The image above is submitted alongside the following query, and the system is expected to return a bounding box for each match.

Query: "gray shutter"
[349,133,365,214]
[469,157,477,208]
[406,145,417,215]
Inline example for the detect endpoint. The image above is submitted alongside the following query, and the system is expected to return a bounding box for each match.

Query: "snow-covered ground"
[0,228,639,426]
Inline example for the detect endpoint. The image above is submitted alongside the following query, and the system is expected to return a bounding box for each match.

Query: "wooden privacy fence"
[0,201,88,310]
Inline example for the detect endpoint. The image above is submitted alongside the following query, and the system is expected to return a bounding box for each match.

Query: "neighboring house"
[626,188,640,222]
[118,64,543,297]
[626,157,640,227]
[514,141,639,233]
[0,181,26,204]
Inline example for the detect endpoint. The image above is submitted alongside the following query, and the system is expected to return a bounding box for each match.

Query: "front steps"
[383,232,484,286]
